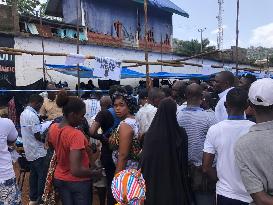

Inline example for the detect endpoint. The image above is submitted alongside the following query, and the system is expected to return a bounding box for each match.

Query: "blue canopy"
[46,64,215,80]
[46,64,145,79]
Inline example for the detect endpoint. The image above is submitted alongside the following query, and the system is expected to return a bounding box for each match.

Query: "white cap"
[249,78,273,106]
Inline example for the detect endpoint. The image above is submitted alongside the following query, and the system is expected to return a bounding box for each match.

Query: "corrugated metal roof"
[45,0,189,18]
[133,0,189,17]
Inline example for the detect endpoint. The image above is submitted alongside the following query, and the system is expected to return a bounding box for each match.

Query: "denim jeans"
[54,179,93,205]
[29,157,47,203]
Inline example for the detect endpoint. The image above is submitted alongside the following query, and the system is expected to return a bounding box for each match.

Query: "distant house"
[45,0,189,52]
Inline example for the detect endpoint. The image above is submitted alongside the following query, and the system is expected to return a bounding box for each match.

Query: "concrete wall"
[14,36,177,87]
[14,36,236,87]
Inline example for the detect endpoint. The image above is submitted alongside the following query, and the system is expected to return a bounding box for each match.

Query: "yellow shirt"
[40,98,63,120]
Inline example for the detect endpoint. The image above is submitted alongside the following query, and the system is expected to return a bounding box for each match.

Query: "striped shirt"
[177,106,217,166]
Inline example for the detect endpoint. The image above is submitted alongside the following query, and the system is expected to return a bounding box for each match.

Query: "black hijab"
[141,98,191,205]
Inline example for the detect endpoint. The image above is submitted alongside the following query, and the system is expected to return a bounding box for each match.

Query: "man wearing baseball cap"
[235,78,273,205]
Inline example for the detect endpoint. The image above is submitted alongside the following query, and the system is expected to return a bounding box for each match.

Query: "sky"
[172,0,273,48]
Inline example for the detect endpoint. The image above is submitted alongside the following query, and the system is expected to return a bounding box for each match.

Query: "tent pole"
[144,0,150,89]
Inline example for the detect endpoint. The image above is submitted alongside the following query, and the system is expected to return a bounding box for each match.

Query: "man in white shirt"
[20,94,47,205]
[203,88,255,205]
[0,117,21,205]
[214,71,235,122]
[136,89,161,138]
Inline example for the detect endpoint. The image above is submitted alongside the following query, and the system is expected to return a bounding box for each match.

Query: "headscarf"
[112,169,146,205]
[141,98,191,205]
[112,91,138,114]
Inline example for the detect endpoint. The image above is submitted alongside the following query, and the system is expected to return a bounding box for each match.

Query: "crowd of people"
[0,71,273,205]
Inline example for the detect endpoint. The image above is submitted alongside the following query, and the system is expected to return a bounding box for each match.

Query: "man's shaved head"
[186,83,203,99]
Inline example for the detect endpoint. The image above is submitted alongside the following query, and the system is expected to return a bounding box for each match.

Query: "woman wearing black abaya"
[141,98,192,205]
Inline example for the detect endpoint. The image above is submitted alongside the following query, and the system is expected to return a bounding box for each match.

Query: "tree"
[6,0,45,16]
[173,38,216,57]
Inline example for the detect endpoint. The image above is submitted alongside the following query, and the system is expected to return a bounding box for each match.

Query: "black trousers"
[29,157,47,203]
[54,179,93,205]
[217,195,249,205]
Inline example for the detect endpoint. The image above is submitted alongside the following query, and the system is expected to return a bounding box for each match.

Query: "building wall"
[13,36,227,87]
[63,0,173,44]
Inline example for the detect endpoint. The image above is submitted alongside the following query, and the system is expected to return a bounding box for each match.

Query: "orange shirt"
[48,124,90,182]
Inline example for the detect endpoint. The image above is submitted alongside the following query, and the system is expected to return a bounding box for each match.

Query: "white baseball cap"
[249,78,273,106]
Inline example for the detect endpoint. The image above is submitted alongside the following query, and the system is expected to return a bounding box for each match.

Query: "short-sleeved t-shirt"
[0,118,18,181]
[20,106,47,161]
[48,124,90,182]
[204,120,254,203]
[235,120,273,199]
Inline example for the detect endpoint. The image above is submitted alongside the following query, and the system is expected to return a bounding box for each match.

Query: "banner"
[0,34,15,85]
[93,57,121,81]
[65,54,86,65]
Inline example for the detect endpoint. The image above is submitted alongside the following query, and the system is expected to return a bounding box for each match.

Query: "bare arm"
[251,192,273,205]
[70,149,93,178]
[115,123,133,173]
[202,152,218,182]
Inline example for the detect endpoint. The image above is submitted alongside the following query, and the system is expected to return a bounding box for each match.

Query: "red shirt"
[48,124,90,182]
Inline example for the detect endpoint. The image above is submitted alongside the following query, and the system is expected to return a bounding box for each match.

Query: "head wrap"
[112,169,146,205]
[112,91,138,114]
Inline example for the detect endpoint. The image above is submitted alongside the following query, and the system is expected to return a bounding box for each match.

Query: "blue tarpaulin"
[46,64,216,80]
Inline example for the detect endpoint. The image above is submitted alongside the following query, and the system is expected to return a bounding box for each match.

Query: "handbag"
[42,127,64,205]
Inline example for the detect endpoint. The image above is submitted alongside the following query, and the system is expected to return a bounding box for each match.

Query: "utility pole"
[198,28,206,64]
[144,0,150,89]
[235,0,240,75]
[217,0,224,51]
[160,34,163,72]
[39,9,46,82]
[76,0,81,97]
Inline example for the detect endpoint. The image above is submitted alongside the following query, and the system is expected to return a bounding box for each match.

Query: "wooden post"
[235,0,240,75]
[160,34,163,72]
[39,9,46,82]
[12,0,19,33]
[144,0,150,89]
[76,0,81,97]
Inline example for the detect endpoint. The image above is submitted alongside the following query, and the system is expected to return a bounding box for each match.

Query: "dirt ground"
[14,163,101,205]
